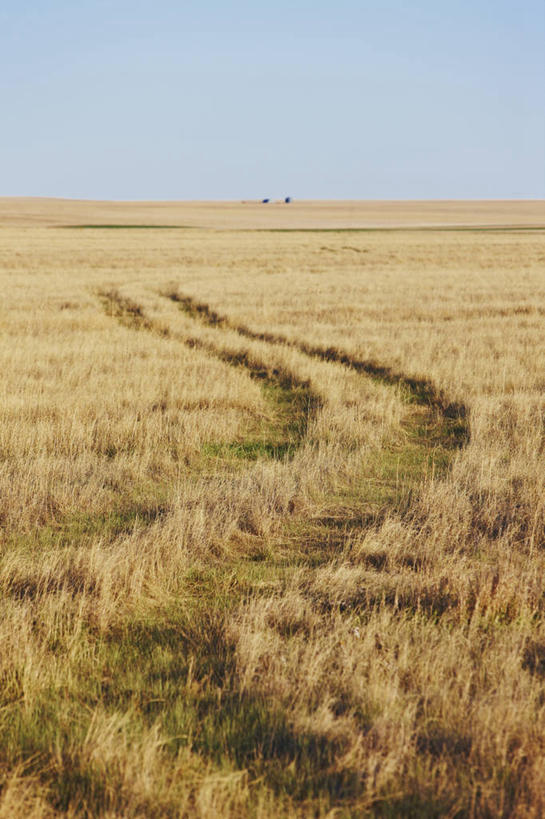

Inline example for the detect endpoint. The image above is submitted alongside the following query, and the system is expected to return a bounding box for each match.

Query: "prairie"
[0,200,544,816]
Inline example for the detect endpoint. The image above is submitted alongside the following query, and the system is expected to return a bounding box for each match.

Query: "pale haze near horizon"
[1,0,544,201]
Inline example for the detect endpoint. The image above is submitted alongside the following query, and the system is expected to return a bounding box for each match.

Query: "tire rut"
[99,288,322,461]
[162,289,471,566]
[167,290,469,447]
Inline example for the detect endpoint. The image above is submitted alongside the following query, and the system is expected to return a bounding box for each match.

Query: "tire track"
[99,289,322,461]
[98,286,472,562]
[161,289,471,567]
[166,290,469,447]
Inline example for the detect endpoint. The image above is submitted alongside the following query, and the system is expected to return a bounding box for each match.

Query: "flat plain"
[1,199,545,817]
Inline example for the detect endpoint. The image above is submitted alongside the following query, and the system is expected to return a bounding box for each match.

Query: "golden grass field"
[0,198,544,816]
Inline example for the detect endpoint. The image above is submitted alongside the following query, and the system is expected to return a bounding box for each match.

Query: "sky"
[1,0,544,200]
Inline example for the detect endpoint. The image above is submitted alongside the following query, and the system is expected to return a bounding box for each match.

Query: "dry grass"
[0,197,543,228]
[0,201,544,816]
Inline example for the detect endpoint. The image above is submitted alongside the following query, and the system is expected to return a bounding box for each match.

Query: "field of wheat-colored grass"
[0,201,544,816]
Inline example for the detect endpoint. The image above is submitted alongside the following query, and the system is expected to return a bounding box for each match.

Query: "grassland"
[0,200,544,816]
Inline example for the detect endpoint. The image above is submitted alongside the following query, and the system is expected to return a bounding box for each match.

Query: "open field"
[0,200,545,816]
[1,197,544,229]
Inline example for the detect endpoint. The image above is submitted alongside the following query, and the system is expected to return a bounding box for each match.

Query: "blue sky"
[1,0,544,199]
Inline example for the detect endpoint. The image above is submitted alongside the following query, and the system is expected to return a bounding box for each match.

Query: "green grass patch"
[202,439,298,461]
[249,225,545,234]
[196,372,319,470]
[2,482,170,557]
[63,224,197,230]
[0,582,366,814]
[94,600,366,806]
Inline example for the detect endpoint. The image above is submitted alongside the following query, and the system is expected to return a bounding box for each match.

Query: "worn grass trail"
[167,289,468,516]
[79,289,471,808]
[167,291,468,434]
[100,286,469,550]
[0,287,472,816]
[99,288,322,465]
